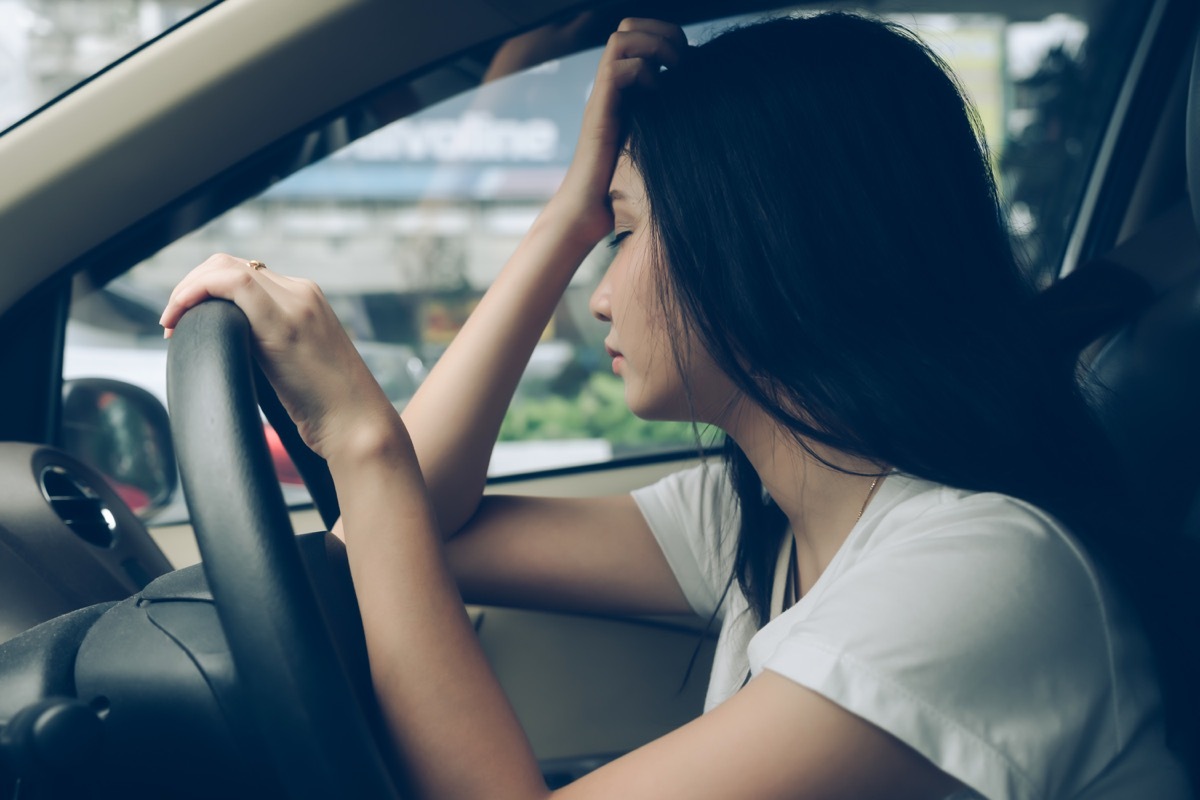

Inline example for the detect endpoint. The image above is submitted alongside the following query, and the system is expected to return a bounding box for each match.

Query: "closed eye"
[607,231,632,250]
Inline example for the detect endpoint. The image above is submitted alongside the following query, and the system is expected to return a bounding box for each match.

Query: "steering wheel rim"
[166,299,398,798]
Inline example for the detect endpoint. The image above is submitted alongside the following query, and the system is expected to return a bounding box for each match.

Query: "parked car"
[0,0,1197,796]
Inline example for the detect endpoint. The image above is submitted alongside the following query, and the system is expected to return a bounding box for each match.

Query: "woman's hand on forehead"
[551,18,686,247]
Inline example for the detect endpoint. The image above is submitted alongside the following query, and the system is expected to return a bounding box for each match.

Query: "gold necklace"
[857,474,881,520]
[785,473,883,607]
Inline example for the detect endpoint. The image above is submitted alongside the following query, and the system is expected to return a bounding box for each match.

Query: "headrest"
[1085,269,1200,534]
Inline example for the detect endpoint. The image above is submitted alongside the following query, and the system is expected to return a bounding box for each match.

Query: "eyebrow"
[608,189,631,208]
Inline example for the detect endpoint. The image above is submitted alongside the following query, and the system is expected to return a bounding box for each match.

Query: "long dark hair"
[624,10,1188,744]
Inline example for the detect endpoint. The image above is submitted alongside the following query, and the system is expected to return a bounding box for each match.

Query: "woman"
[160,13,1192,799]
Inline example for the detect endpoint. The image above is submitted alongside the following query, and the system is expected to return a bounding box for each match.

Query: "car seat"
[1033,19,1200,787]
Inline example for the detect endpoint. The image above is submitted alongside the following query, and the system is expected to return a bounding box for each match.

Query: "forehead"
[608,155,645,207]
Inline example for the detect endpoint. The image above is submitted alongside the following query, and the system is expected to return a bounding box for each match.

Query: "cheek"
[621,246,669,332]
[656,336,741,424]
[623,331,701,420]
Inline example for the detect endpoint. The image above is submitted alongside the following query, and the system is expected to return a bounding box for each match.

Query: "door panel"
[474,606,714,761]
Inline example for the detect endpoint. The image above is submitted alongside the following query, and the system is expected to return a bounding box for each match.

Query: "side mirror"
[60,378,177,519]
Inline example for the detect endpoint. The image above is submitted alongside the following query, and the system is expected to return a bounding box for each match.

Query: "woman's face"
[589,156,737,423]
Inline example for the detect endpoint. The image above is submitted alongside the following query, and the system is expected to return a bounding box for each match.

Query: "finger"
[159,262,282,336]
[165,257,316,339]
[603,29,684,70]
[633,64,664,91]
[240,265,316,322]
[165,253,261,310]
[574,57,649,147]
[249,263,295,290]
[604,57,657,91]
[616,18,688,52]
[165,253,230,307]
[257,272,334,323]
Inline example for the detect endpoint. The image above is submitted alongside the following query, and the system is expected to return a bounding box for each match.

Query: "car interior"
[1,0,1198,796]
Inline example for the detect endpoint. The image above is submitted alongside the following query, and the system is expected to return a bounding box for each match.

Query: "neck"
[720,400,883,593]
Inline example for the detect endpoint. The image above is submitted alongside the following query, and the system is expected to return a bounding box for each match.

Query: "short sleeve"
[631,462,739,620]
[747,494,1142,800]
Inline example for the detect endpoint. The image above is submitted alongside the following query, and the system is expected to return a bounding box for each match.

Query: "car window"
[62,1,1144,523]
[0,0,212,136]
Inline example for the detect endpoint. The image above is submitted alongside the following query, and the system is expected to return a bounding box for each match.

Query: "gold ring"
[248,259,266,270]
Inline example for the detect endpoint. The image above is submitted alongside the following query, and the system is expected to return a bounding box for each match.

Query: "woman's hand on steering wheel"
[159,254,398,461]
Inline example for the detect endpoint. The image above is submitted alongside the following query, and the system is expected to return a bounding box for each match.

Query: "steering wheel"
[166,299,400,798]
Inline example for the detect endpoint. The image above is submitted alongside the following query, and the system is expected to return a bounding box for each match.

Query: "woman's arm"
[397,205,597,536]
[398,17,683,536]
[445,493,692,614]
[344,15,693,614]
[332,413,963,800]
[347,16,696,617]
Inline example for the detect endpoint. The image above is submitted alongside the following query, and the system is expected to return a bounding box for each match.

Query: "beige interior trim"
[473,605,714,760]
[488,456,705,498]
[150,455,700,567]
[0,0,582,317]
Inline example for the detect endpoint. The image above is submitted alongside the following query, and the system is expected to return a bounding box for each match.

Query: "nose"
[589,267,612,323]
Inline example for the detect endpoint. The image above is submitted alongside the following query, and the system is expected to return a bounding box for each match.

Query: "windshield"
[0,0,210,135]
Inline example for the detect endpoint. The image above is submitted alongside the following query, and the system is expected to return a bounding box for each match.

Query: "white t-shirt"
[632,463,1192,800]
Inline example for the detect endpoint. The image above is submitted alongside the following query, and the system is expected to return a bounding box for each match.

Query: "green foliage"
[498,372,702,449]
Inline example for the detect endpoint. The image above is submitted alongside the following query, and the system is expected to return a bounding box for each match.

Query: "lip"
[605,343,624,375]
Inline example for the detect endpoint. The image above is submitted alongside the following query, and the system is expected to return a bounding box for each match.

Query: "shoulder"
[795,475,1119,692]
[751,475,1163,798]
[863,476,1099,595]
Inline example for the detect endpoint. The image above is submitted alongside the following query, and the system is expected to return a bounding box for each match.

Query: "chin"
[625,387,694,423]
